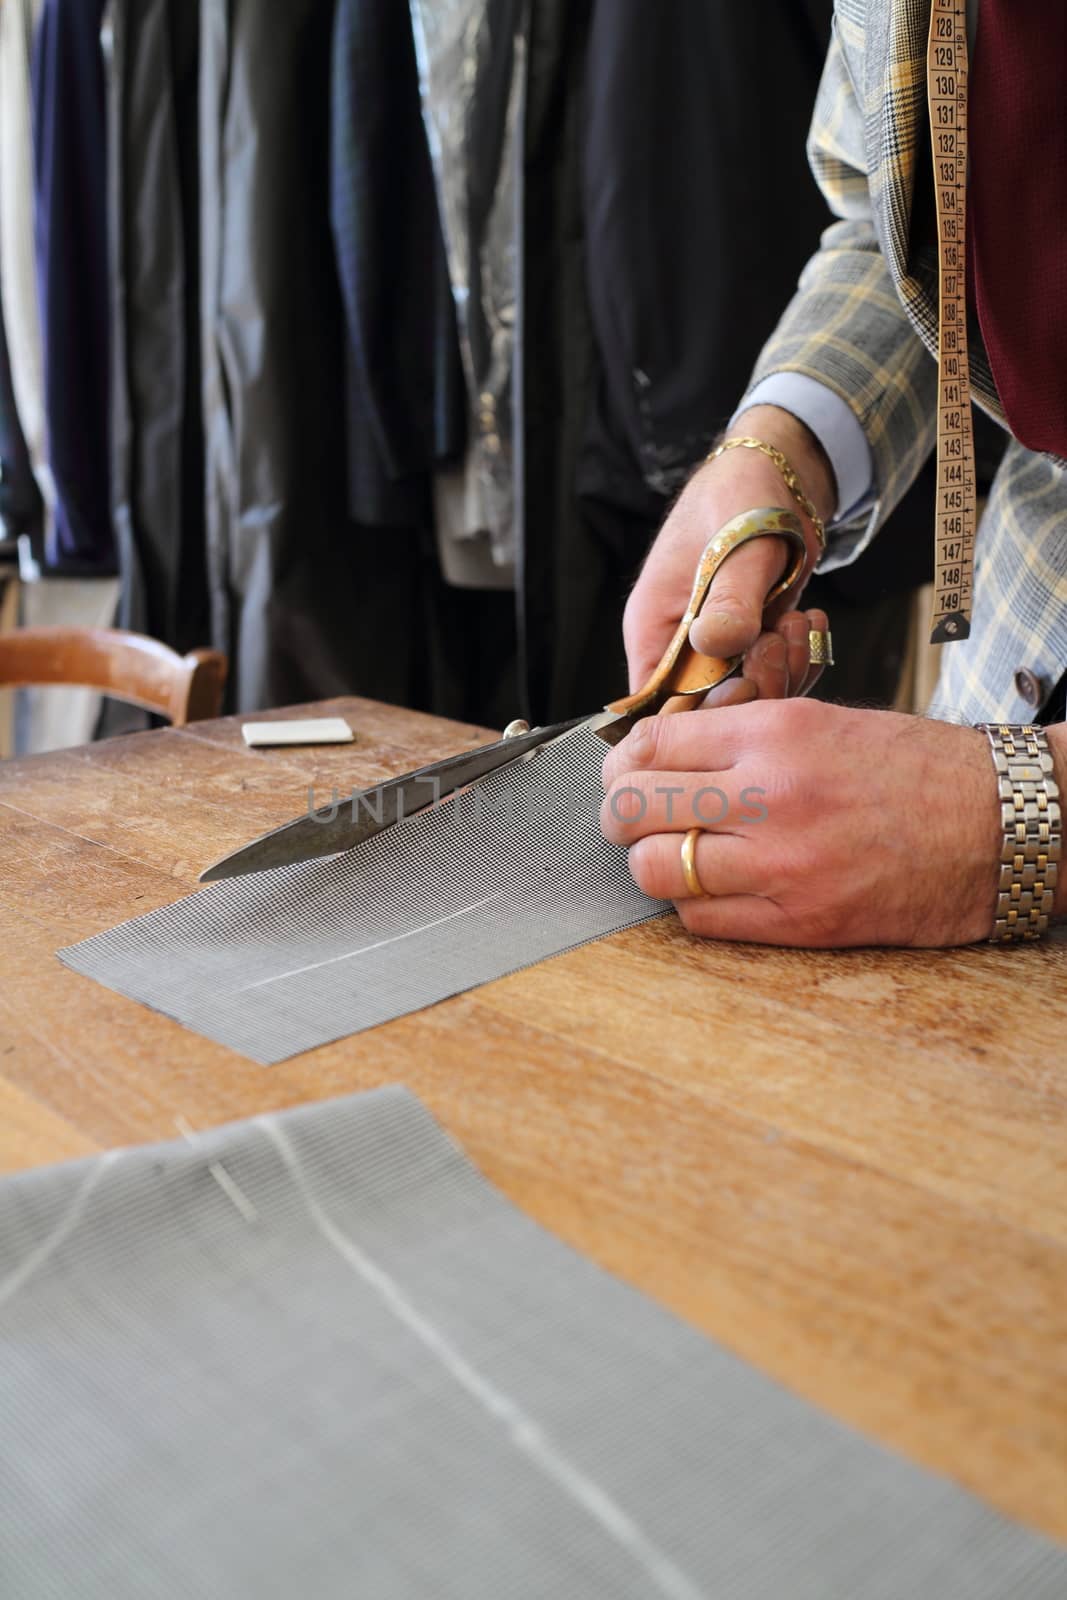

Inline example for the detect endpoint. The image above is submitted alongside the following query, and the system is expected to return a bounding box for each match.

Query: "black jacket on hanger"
[330,0,467,531]
[579,0,834,522]
[199,0,357,711]
[521,0,837,723]
[0,266,41,543]
[109,0,206,653]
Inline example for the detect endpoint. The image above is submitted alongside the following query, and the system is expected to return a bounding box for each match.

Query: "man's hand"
[625,405,837,707]
[601,698,1003,948]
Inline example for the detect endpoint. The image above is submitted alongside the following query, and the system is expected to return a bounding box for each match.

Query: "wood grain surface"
[1,696,1065,1541]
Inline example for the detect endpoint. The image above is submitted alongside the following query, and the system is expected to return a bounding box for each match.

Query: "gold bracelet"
[705,436,827,556]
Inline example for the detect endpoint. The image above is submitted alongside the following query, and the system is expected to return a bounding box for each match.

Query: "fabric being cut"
[2,1085,1065,1600]
[58,724,669,1062]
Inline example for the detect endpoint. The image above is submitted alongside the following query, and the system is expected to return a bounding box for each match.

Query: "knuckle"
[767,693,822,736]
[748,636,788,677]
[707,581,758,617]
[742,696,789,739]
[621,594,644,645]
[794,696,834,736]
[619,717,662,773]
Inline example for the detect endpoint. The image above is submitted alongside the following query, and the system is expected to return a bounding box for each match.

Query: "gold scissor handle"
[605,506,808,723]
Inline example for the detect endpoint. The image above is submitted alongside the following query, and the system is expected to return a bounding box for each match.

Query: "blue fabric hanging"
[31,0,115,573]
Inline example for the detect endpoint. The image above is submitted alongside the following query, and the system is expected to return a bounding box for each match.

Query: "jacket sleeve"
[738,16,938,566]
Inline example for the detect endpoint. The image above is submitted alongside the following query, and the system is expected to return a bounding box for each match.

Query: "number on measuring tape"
[927,0,976,644]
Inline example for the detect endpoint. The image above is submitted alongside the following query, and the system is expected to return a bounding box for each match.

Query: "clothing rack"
[1,0,926,731]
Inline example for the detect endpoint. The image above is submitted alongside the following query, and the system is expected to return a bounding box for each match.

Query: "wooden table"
[1,696,1065,1542]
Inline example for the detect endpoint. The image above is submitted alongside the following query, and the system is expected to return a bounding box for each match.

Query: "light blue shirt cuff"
[730,374,874,526]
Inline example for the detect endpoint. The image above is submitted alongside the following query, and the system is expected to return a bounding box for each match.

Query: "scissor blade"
[199,717,587,882]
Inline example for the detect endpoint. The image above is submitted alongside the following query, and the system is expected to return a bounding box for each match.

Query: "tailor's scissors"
[200,507,806,882]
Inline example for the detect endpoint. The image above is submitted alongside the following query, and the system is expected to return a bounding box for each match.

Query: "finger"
[627,829,760,901]
[776,610,812,698]
[602,705,753,791]
[688,536,788,660]
[675,894,796,945]
[601,770,755,847]
[624,524,740,692]
[796,606,830,698]
[701,675,759,711]
[739,629,789,702]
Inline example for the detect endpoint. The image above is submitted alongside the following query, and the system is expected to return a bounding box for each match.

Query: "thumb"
[689,535,789,659]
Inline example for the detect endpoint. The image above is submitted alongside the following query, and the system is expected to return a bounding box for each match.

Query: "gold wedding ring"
[681,828,708,898]
[808,629,834,667]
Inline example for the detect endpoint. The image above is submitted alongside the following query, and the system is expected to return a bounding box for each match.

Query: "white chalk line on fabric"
[258,1115,708,1600]
[0,1152,119,1308]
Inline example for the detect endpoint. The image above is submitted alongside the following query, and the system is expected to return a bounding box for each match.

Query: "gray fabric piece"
[58,724,668,1062]
[1,1085,1064,1599]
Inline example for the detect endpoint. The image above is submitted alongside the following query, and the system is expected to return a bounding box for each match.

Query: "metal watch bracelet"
[976,724,1061,943]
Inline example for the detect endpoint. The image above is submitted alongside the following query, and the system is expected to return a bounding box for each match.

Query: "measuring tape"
[927,0,977,644]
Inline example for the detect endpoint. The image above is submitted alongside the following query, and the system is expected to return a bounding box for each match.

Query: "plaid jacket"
[744,0,1067,724]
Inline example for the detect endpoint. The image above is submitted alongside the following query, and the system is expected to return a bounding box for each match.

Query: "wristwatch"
[976,724,1061,943]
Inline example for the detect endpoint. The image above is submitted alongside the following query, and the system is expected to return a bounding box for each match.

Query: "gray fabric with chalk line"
[2,1084,1065,1600]
[58,724,668,1062]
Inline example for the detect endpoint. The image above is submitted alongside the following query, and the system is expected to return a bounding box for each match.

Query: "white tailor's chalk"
[241,718,356,748]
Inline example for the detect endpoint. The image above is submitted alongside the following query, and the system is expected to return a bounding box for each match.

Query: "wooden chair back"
[0,627,227,726]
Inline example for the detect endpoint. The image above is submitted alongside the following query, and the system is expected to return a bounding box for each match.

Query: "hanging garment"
[519,0,628,723]
[330,0,467,534]
[0,242,41,542]
[199,0,355,710]
[432,459,513,590]
[579,0,834,520]
[31,0,115,573]
[0,0,51,527]
[108,0,207,652]
[199,0,515,721]
[409,0,529,571]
